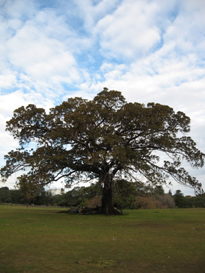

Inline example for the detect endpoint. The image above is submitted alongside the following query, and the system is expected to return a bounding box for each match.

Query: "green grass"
[0,206,205,273]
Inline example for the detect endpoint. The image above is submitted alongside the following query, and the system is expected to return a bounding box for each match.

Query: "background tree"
[1,88,204,214]
[61,183,101,207]
[173,190,184,208]
[113,179,136,212]
[0,187,12,203]
[33,188,53,206]
[156,194,175,208]
[154,185,165,195]
[17,175,43,207]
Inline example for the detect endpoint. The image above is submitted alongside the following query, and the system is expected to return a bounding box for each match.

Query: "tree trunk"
[100,179,122,215]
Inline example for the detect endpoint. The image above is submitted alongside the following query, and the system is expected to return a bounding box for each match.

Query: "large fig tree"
[1,88,204,214]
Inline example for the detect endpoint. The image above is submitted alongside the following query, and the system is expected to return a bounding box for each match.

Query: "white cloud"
[0,2,88,98]
[6,22,80,84]
[74,0,121,29]
[95,0,161,60]
[0,70,17,89]
[1,0,35,18]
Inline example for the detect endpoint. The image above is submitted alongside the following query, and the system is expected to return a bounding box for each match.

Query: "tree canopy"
[1,88,204,214]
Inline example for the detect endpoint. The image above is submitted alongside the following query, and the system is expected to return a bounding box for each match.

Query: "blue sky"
[0,0,205,195]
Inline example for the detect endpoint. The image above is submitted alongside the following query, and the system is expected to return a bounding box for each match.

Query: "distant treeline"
[173,190,205,208]
[0,183,205,209]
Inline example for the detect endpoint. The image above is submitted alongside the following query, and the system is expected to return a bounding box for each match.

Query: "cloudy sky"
[0,0,205,195]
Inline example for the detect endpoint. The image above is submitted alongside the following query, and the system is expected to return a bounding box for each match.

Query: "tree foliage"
[1,88,204,214]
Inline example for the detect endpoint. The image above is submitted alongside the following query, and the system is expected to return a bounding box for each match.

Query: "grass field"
[0,205,205,273]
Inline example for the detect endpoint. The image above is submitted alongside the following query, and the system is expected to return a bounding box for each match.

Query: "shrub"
[134,196,165,209]
[156,194,175,208]
[86,195,102,208]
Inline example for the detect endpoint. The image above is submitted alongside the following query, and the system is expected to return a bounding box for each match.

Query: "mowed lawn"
[0,206,205,273]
